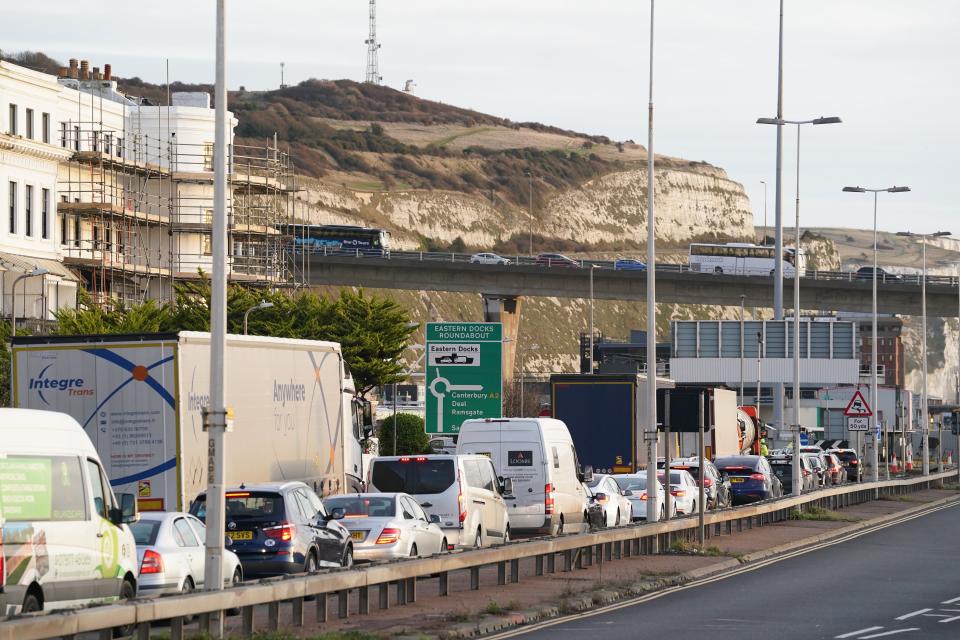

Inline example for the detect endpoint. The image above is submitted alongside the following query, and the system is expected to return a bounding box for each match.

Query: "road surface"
[506,501,960,640]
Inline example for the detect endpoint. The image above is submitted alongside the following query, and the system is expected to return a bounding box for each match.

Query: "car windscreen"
[715,458,759,474]
[769,464,791,478]
[129,519,161,545]
[371,459,456,495]
[657,471,684,485]
[833,452,858,464]
[221,492,285,520]
[672,465,701,481]
[614,476,646,491]
[324,495,396,518]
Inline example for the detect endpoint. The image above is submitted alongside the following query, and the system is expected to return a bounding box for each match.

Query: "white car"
[658,469,701,515]
[585,474,632,526]
[131,511,243,596]
[612,474,675,520]
[470,252,511,265]
[323,493,448,561]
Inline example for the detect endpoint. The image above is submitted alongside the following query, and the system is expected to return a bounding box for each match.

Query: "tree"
[54,290,173,334]
[377,413,430,456]
[0,322,11,407]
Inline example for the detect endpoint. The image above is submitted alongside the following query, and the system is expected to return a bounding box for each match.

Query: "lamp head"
[888,186,911,193]
[813,116,842,125]
[258,301,275,310]
[842,186,866,193]
[756,117,781,125]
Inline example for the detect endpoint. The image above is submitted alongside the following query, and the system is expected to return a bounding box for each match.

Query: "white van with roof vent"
[456,418,590,536]
[0,408,138,616]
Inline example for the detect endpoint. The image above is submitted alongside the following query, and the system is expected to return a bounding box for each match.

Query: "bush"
[378,413,430,456]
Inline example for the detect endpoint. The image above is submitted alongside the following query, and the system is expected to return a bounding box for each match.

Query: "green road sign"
[426,322,503,434]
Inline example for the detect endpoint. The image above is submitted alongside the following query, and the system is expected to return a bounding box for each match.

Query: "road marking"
[895,609,931,620]
[942,596,960,605]
[484,500,959,640]
[860,630,919,639]
[836,627,883,638]
[939,615,960,623]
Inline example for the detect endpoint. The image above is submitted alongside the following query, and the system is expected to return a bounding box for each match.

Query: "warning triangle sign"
[844,390,873,417]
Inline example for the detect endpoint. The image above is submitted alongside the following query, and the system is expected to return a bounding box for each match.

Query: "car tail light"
[225,492,250,498]
[375,528,401,545]
[803,470,811,477]
[594,492,608,504]
[545,483,555,515]
[140,549,164,575]
[850,460,859,465]
[399,457,411,462]
[639,491,648,501]
[671,489,686,497]
[749,473,765,481]
[703,478,713,488]
[264,522,296,542]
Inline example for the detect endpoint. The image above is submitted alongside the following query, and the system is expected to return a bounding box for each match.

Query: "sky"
[3,1,958,234]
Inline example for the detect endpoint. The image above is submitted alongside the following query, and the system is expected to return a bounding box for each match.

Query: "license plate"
[730,477,745,483]
[227,531,253,541]
[351,531,366,541]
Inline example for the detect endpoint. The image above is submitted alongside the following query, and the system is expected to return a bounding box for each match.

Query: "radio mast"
[364,0,382,84]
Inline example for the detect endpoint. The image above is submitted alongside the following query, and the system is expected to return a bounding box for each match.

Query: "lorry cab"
[456,418,588,536]
[0,408,138,615]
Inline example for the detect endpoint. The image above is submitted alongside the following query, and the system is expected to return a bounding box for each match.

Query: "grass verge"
[788,506,860,522]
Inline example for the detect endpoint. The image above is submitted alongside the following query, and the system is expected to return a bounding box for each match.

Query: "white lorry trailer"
[11,332,368,512]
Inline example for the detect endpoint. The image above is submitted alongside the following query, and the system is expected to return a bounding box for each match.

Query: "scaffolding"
[58,120,300,306]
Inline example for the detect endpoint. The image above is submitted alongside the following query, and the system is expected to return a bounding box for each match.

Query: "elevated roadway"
[305,254,960,317]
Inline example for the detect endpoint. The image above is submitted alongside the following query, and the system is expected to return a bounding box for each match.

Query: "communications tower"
[364,0,382,84]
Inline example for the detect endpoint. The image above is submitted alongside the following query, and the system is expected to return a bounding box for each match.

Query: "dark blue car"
[714,455,783,505]
[614,258,647,271]
[191,481,353,578]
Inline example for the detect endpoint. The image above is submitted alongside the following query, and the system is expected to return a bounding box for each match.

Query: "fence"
[1,470,955,640]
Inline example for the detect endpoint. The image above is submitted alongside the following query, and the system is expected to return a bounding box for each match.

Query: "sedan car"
[585,474,632,527]
[470,252,511,265]
[535,252,580,267]
[131,512,243,596]
[855,266,902,282]
[657,469,701,515]
[322,493,447,561]
[612,474,674,520]
[191,481,353,578]
[715,455,783,505]
[671,457,732,509]
[614,258,647,271]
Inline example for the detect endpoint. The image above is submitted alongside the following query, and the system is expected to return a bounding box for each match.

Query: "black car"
[855,266,902,282]
[191,481,353,578]
[671,457,732,509]
[535,252,580,267]
[827,448,863,483]
[768,455,817,494]
[715,455,783,505]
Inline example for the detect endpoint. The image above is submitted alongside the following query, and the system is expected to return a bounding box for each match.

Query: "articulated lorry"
[11,332,368,511]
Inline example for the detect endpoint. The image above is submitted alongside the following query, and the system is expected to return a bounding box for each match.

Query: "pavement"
[212,486,960,639]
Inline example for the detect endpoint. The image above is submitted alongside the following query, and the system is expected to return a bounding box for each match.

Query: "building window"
[8,181,16,233]
[60,122,67,148]
[24,185,33,237]
[202,235,212,256]
[42,113,50,143]
[41,188,50,239]
[60,210,68,246]
[8,104,17,135]
[105,226,112,252]
[116,137,123,158]
[73,212,80,248]
[92,224,101,251]
[73,125,80,151]
[25,108,35,139]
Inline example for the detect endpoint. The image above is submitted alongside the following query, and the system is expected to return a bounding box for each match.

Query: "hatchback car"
[535,252,579,267]
[657,469,701,514]
[671,457,732,509]
[614,258,647,271]
[855,266,902,282]
[768,455,817,494]
[827,448,863,483]
[585,474,632,526]
[803,454,828,488]
[131,512,243,596]
[323,493,447,561]
[470,252,511,265]
[823,452,846,486]
[715,455,783,505]
[191,481,353,578]
[612,474,673,520]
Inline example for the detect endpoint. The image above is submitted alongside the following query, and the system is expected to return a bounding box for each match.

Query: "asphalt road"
[508,501,960,640]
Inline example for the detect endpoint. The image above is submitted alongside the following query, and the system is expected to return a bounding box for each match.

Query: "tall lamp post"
[10,267,49,336]
[897,230,951,476]
[589,264,598,374]
[644,0,660,523]
[739,294,746,405]
[842,185,910,482]
[242,301,275,335]
[757,115,841,496]
[525,169,534,256]
[760,180,768,242]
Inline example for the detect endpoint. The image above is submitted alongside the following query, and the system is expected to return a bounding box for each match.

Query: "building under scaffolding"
[55,60,299,307]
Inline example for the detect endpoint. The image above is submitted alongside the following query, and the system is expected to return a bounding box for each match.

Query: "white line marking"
[895,609,931,620]
[835,627,883,638]
[942,596,960,605]
[939,615,960,623]
[860,629,920,639]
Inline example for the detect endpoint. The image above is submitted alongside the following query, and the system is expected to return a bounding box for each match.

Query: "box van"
[456,418,590,536]
[0,408,139,615]
[367,455,510,548]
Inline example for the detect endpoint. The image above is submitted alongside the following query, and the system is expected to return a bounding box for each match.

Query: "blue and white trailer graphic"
[12,332,365,511]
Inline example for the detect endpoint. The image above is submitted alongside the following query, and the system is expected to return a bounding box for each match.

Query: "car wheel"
[554,516,565,536]
[112,579,137,638]
[440,538,449,554]
[181,578,196,623]
[21,592,41,613]
[341,546,354,568]
[504,527,511,544]
[474,528,483,549]
[410,543,419,558]
[691,501,697,514]
[714,267,723,274]
[304,550,318,573]
[659,505,665,520]
[615,509,621,526]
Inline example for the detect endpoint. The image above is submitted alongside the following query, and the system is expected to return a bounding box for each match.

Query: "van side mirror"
[113,493,138,525]
[498,477,513,496]
[363,425,373,439]
[326,507,346,521]
[579,465,594,484]
[622,490,633,497]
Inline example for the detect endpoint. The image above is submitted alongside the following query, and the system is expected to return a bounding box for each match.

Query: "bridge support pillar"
[482,294,522,387]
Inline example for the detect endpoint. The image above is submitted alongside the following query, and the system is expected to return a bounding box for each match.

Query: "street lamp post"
[842,185,910,482]
[757,115,841,496]
[242,301,275,335]
[739,294,746,405]
[644,0,659,523]
[10,267,49,337]
[525,169,534,256]
[589,264,597,374]
[897,230,951,476]
[760,180,768,242]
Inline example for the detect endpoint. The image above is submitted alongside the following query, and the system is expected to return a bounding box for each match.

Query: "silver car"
[612,474,675,520]
[323,493,448,561]
[131,512,243,596]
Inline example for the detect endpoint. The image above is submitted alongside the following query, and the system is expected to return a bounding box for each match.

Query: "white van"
[367,455,511,549]
[457,418,589,536]
[0,408,139,615]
